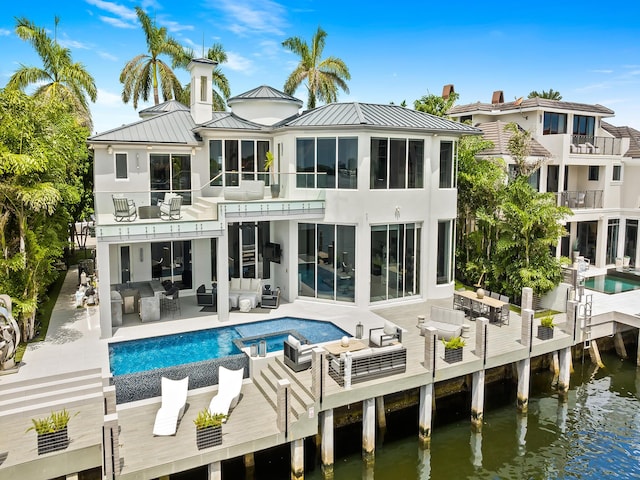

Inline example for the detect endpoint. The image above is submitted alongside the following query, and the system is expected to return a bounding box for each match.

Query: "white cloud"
[85,0,137,21]
[96,88,123,107]
[206,0,288,36]
[158,17,194,33]
[257,40,281,58]
[98,51,118,61]
[0,29,10,36]
[225,51,254,73]
[59,37,91,50]
[100,16,136,29]
[591,69,613,74]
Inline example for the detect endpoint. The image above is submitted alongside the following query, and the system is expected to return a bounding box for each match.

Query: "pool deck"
[1,265,640,479]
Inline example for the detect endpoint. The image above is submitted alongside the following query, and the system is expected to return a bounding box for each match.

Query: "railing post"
[423,326,437,376]
[103,413,120,479]
[311,347,325,403]
[276,379,291,437]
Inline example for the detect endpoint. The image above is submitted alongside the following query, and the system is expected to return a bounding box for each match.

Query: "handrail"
[199,172,224,190]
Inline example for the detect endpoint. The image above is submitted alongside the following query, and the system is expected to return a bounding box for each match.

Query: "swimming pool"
[108,317,348,376]
[583,274,640,294]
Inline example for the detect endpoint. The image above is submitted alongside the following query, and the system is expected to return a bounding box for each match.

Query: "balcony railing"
[557,190,603,209]
[570,135,621,156]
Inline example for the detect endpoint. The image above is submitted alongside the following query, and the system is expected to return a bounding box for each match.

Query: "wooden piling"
[471,370,485,432]
[362,398,375,465]
[589,339,605,368]
[418,384,433,448]
[376,396,387,430]
[291,438,304,480]
[320,409,334,477]
[614,332,628,359]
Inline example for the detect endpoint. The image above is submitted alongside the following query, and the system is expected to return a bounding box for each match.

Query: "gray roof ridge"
[352,102,368,124]
[88,109,188,141]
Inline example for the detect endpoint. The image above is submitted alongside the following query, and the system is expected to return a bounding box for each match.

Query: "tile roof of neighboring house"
[228,85,303,106]
[276,102,481,134]
[449,97,615,116]
[475,121,551,157]
[138,100,189,116]
[88,110,199,145]
[601,121,640,158]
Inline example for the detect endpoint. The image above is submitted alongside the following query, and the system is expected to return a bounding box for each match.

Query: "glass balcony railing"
[557,190,603,209]
[569,135,621,156]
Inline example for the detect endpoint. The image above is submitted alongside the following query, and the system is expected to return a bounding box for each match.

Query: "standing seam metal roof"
[88,110,198,144]
[227,85,303,106]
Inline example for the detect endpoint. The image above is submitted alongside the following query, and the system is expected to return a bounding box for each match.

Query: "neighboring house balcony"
[557,190,603,209]
[95,185,325,243]
[569,135,621,156]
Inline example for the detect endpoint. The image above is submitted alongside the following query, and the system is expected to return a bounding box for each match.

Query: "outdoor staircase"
[252,357,316,432]
[0,368,104,417]
[183,197,219,220]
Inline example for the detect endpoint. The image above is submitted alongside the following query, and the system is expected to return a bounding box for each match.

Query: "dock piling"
[471,370,485,432]
[320,409,334,477]
[362,398,375,465]
[207,462,221,480]
[614,332,628,359]
[418,384,433,448]
[558,347,571,397]
[291,438,304,480]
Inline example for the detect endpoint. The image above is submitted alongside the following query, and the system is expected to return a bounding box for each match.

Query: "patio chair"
[112,196,137,222]
[369,321,402,347]
[209,366,245,419]
[498,303,510,326]
[152,376,189,436]
[499,294,510,303]
[196,284,216,307]
[283,335,313,372]
[159,193,182,220]
[490,291,500,299]
[161,286,181,317]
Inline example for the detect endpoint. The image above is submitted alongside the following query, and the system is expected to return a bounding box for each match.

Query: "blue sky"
[1,0,639,134]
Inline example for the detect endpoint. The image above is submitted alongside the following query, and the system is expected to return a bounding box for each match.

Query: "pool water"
[583,274,640,294]
[109,317,348,376]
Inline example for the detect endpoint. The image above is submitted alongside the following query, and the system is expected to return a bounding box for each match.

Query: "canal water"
[182,350,640,479]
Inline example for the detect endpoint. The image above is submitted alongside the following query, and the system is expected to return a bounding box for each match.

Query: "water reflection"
[417,446,430,480]
[516,413,527,456]
[469,431,482,468]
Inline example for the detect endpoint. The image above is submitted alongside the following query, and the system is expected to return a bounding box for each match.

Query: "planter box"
[196,425,222,450]
[444,347,463,364]
[37,427,69,455]
[537,326,554,340]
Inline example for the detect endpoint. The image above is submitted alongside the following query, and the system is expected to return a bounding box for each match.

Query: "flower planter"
[444,347,463,364]
[37,427,69,455]
[537,325,554,340]
[196,425,222,450]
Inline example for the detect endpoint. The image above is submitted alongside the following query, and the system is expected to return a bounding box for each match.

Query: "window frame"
[439,140,455,188]
[612,164,622,182]
[209,139,271,187]
[115,152,128,180]
[543,112,568,135]
[296,136,358,189]
[588,165,599,181]
[370,137,424,190]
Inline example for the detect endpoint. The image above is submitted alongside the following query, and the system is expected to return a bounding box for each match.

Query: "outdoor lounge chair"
[152,376,189,436]
[208,366,245,419]
[159,193,182,220]
[196,284,216,307]
[112,196,137,222]
[283,335,313,372]
[369,320,402,347]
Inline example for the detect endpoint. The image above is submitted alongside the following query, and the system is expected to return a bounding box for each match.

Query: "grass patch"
[15,269,67,364]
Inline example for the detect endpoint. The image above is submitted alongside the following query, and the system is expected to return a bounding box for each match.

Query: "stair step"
[259,364,306,420]
[0,369,103,402]
[268,362,314,408]
[252,377,277,412]
[1,390,104,418]
[0,382,103,410]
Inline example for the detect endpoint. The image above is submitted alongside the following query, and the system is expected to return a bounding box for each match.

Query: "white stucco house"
[88,59,480,338]
[449,90,640,269]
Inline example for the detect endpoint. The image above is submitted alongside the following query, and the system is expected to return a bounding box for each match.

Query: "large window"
[150,153,191,205]
[370,138,424,189]
[437,220,454,284]
[228,221,270,280]
[543,112,567,135]
[209,139,270,188]
[151,240,192,289]
[588,166,599,181]
[115,153,128,179]
[298,223,355,302]
[624,220,638,268]
[573,115,595,136]
[606,219,619,265]
[439,141,455,188]
[296,137,358,189]
[370,224,420,301]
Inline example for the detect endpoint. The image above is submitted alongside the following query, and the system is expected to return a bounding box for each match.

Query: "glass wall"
[228,222,270,280]
[296,137,358,189]
[606,219,619,265]
[151,240,192,289]
[437,220,453,284]
[297,223,355,302]
[439,141,454,188]
[370,224,420,302]
[209,139,270,187]
[624,220,637,268]
[150,153,191,205]
[370,138,424,189]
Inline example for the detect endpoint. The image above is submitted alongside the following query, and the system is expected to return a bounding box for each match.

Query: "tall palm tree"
[174,43,231,111]
[527,89,562,101]
[282,26,351,109]
[8,17,97,129]
[120,7,184,108]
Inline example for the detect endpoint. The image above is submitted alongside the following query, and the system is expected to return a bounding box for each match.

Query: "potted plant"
[194,409,226,450]
[442,336,465,363]
[26,409,77,455]
[264,150,280,198]
[537,314,555,340]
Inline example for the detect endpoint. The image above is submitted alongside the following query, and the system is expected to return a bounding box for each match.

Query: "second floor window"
[588,165,599,181]
[439,141,455,188]
[209,139,270,187]
[115,153,128,179]
[543,112,567,135]
[573,115,595,137]
[612,165,622,181]
[296,137,358,189]
[370,138,423,189]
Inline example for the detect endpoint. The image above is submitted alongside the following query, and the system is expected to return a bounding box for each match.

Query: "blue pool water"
[584,274,640,294]
[109,317,348,376]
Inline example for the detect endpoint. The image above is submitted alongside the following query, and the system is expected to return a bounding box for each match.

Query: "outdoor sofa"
[327,343,407,386]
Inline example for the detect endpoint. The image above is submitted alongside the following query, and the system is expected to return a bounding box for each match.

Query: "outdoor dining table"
[453,290,508,324]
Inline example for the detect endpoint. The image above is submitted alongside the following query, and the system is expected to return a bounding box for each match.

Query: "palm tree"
[120,7,184,108]
[527,89,562,101]
[282,26,351,109]
[8,17,97,129]
[174,43,231,111]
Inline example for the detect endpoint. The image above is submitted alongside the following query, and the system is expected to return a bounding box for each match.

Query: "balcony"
[557,190,603,209]
[569,135,621,156]
[94,186,325,242]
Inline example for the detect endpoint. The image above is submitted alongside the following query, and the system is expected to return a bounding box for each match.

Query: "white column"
[418,384,433,447]
[521,308,534,353]
[471,370,485,432]
[207,461,221,480]
[217,235,229,320]
[517,359,531,413]
[558,347,571,397]
[97,240,112,338]
[291,438,304,480]
[362,398,375,464]
[320,409,334,477]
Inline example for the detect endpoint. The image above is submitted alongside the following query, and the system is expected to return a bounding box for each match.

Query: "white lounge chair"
[208,366,244,419]
[152,376,189,436]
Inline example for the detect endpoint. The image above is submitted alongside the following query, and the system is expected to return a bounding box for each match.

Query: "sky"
[1,0,640,134]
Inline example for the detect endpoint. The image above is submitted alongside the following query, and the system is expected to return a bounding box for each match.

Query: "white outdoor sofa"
[229,277,263,309]
[419,305,465,340]
[223,180,265,201]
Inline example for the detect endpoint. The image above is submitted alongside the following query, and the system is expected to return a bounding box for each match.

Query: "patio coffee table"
[323,339,368,355]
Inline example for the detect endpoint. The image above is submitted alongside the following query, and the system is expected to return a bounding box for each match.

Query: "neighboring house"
[449,90,640,269]
[88,59,480,338]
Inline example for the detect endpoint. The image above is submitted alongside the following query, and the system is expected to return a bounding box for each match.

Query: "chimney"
[442,84,455,100]
[187,58,217,124]
[491,90,504,104]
